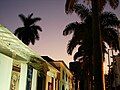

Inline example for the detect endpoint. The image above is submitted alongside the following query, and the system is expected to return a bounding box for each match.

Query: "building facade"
[0,25,49,90]
[0,25,74,90]
[45,63,59,90]
[53,61,74,90]
[42,56,74,90]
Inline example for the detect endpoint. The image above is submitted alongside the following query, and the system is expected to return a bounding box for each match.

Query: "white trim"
[31,69,37,90]
[19,63,27,90]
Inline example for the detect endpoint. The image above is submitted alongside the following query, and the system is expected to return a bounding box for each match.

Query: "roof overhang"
[0,24,49,74]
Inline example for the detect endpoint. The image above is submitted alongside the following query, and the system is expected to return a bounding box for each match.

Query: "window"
[26,65,33,90]
[62,85,65,90]
[37,76,43,90]
[62,70,64,79]
[37,75,46,90]
[48,82,52,90]
[66,74,67,81]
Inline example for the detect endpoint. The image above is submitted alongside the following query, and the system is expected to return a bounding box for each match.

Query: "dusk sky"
[0,0,120,66]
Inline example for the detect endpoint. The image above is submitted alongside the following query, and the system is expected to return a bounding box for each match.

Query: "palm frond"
[67,37,80,55]
[31,25,42,31]
[100,12,120,27]
[27,28,37,45]
[21,30,30,45]
[63,22,80,36]
[35,33,39,40]
[30,17,41,25]
[83,0,91,5]
[74,44,90,61]
[31,26,40,40]
[14,28,21,35]
[65,0,78,14]
[28,13,33,19]
[109,0,119,9]
[31,38,35,45]
[99,0,106,11]
[18,14,26,24]
[14,27,24,39]
[30,33,35,45]
[74,4,90,20]
[102,28,119,51]
[64,22,91,55]
[74,51,83,61]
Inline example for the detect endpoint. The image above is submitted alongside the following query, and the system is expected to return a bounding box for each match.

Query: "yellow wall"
[46,75,52,90]
[54,62,73,90]
[46,64,58,90]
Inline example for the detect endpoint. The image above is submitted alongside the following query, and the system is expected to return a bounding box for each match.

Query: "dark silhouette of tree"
[14,13,42,45]
[63,3,120,90]
[65,0,119,14]
[65,0,119,90]
[91,0,119,89]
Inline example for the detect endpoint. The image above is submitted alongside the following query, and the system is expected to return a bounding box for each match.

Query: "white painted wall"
[19,63,27,90]
[0,53,13,90]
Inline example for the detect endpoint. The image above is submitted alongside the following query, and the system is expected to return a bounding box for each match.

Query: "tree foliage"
[14,13,42,45]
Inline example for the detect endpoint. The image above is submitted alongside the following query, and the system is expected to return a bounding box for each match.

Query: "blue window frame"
[26,65,33,90]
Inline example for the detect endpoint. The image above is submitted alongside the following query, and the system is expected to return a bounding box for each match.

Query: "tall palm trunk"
[91,0,104,90]
[83,60,89,90]
[75,77,78,90]
[89,57,93,90]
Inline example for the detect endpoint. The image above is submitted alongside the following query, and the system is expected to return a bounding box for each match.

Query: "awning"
[0,24,49,74]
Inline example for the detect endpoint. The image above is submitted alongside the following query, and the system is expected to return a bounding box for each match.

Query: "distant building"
[0,25,49,90]
[42,56,60,90]
[0,24,74,90]
[54,61,74,90]
[42,56,74,90]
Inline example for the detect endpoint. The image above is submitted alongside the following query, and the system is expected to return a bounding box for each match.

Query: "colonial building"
[0,24,49,90]
[0,25,74,90]
[42,56,60,90]
[53,61,74,90]
[45,61,60,90]
[42,56,74,90]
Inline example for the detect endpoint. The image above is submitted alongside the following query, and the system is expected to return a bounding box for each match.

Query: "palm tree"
[14,13,42,45]
[65,1,119,90]
[65,0,119,13]
[91,0,119,89]
[63,4,120,90]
